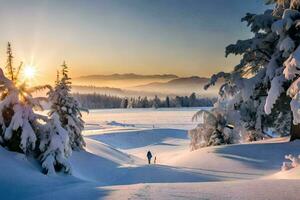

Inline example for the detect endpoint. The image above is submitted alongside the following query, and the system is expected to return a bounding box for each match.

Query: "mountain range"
[72,73,220,97]
[132,76,209,89]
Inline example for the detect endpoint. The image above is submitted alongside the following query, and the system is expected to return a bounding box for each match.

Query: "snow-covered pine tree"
[38,69,72,174]
[189,110,237,149]
[48,61,86,150]
[0,42,46,153]
[38,112,72,174]
[263,0,300,141]
[0,69,36,153]
[127,97,134,108]
[198,6,281,145]
[152,95,161,108]
[194,0,300,149]
[202,0,300,143]
[120,98,129,108]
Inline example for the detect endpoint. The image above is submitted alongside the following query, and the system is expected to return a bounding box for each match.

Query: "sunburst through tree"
[0,42,79,175]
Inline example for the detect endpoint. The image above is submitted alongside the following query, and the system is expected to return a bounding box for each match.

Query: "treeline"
[73,92,214,109]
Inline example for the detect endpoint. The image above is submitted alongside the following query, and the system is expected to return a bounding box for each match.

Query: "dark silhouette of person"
[147,151,152,164]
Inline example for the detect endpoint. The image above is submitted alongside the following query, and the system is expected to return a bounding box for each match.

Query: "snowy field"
[2,107,300,200]
[82,107,205,130]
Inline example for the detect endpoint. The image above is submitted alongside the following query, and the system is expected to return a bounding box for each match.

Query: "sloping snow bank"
[71,138,226,185]
[0,134,234,199]
[166,138,300,176]
[0,146,98,200]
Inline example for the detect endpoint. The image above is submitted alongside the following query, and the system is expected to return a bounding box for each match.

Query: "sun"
[23,65,36,79]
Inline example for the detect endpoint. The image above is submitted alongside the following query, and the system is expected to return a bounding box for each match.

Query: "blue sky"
[0,0,269,83]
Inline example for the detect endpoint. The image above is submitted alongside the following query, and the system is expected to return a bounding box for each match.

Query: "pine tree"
[165,96,170,107]
[48,61,86,150]
[262,0,300,140]
[189,110,236,149]
[0,43,41,153]
[141,96,149,108]
[189,93,197,107]
[203,0,300,142]
[127,98,134,108]
[201,0,295,143]
[0,68,38,153]
[152,95,161,108]
[120,98,128,108]
[38,112,72,174]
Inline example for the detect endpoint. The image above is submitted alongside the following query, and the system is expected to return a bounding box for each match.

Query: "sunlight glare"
[23,65,36,79]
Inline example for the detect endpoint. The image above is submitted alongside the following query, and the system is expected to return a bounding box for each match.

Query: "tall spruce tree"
[48,61,86,150]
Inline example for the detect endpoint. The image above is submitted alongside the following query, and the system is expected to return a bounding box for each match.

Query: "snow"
[104,180,300,200]
[1,108,300,199]
[284,45,300,80]
[279,36,295,58]
[105,121,135,127]
[264,75,285,114]
[280,154,300,171]
[82,107,205,130]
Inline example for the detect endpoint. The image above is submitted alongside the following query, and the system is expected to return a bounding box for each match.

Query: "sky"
[0,0,269,84]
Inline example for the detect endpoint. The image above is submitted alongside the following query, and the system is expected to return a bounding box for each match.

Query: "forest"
[73,93,214,109]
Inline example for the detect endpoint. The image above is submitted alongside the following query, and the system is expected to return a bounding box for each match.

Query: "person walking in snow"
[147,150,152,164]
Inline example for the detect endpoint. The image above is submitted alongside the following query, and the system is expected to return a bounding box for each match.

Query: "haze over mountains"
[73,73,179,89]
[77,73,178,80]
[72,73,221,97]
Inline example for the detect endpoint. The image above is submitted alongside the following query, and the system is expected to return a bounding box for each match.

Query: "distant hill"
[72,85,125,96]
[133,76,209,89]
[71,75,220,97]
[72,73,179,88]
[134,76,209,88]
[75,73,178,80]
[130,76,220,97]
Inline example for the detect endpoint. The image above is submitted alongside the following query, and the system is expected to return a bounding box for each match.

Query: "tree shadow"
[214,141,300,171]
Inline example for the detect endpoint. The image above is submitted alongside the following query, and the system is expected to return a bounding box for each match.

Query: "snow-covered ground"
[1,108,300,200]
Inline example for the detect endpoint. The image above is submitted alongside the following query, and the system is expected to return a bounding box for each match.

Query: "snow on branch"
[204,72,230,90]
[284,45,300,80]
[265,75,285,114]
[242,11,276,33]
